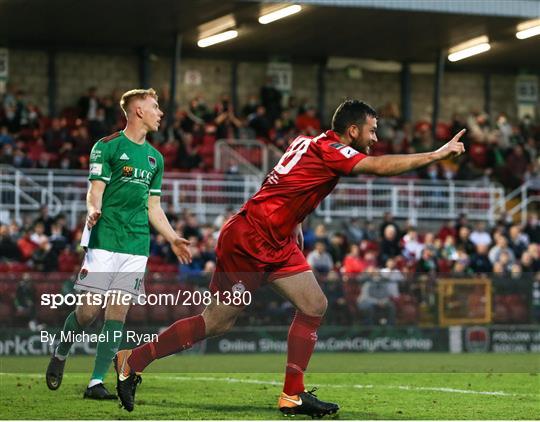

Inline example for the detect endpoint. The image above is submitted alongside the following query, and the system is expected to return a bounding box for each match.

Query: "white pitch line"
[158,375,533,397]
[0,373,534,397]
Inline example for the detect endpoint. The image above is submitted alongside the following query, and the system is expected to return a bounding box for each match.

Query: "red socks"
[283,311,322,395]
[128,315,206,373]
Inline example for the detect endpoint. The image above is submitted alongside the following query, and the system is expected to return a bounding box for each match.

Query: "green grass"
[0,354,539,420]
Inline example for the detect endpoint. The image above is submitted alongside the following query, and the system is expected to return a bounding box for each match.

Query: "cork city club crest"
[122,166,134,177]
[148,156,156,169]
[79,268,88,280]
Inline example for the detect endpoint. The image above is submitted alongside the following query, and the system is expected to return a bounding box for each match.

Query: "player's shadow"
[144,399,268,414]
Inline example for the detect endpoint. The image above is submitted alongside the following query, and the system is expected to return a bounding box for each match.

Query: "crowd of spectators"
[1,204,539,328]
[1,83,539,189]
[1,82,539,327]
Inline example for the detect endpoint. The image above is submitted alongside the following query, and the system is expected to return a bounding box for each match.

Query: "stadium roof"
[3,0,540,71]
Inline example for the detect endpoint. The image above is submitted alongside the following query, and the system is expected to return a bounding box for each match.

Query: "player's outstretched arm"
[86,180,106,228]
[351,129,466,176]
[148,195,192,264]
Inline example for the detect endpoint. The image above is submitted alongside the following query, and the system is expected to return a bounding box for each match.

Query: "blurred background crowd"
[1,84,539,190]
[1,201,539,329]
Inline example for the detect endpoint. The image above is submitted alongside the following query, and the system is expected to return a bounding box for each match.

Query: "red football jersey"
[241,130,367,248]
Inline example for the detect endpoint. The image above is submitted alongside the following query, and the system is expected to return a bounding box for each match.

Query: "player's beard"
[351,136,370,155]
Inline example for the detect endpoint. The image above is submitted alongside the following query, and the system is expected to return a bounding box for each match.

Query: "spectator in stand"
[242,94,259,118]
[343,217,364,244]
[17,229,38,261]
[150,234,173,261]
[508,224,529,259]
[520,251,535,273]
[0,125,14,146]
[503,144,530,189]
[441,235,459,261]
[341,244,368,279]
[15,274,36,327]
[30,222,48,245]
[33,205,54,235]
[379,212,400,238]
[451,260,470,277]
[31,239,57,272]
[379,224,401,266]
[469,221,492,248]
[456,225,476,255]
[313,223,330,248]
[295,105,321,136]
[489,234,516,265]
[248,105,272,140]
[0,224,21,261]
[357,267,398,325]
[307,241,334,275]
[13,147,32,168]
[380,257,405,284]
[402,228,424,261]
[182,214,202,241]
[469,243,492,274]
[260,76,282,124]
[214,97,243,140]
[0,143,13,164]
[455,213,469,235]
[416,247,438,274]
[497,250,515,273]
[179,243,205,281]
[328,232,348,268]
[526,243,540,272]
[200,237,217,266]
[189,95,212,123]
[49,222,68,253]
[44,117,72,153]
[77,87,101,121]
[87,107,108,139]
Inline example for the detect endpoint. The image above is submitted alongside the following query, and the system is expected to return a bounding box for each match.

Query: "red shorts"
[209,212,311,305]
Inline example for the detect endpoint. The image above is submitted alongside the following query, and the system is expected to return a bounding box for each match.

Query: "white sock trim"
[54,349,68,361]
[88,379,103,388]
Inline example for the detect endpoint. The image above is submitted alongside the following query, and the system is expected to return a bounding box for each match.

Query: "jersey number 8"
[274,137,312,175]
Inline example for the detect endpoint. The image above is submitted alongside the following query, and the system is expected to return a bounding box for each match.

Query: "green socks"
[55,313,124,384]
[90,319,124,383]
[55,311,83,358]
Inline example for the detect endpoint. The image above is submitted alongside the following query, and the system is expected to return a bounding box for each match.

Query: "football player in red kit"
[114,100,466,416]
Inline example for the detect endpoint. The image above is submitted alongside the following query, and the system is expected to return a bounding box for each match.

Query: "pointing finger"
[452,128,466,141]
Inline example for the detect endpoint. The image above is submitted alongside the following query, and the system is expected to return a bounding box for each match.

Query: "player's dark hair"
[331,100,377,134]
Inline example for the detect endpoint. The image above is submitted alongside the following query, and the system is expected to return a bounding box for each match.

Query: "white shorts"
[74,248,148,298]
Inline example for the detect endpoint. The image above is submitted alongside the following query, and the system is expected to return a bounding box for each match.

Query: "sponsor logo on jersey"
[148,156,157,168]
[329,142,345,150]
[90,149,102,160]
[232,282,245,294]
[79,268,88,280]
[339,146,359,158]
[122,166,134,177]
[120,153,130,161]
[89,163,102,176]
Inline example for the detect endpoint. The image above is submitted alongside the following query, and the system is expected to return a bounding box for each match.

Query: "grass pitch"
[0,353,538,420]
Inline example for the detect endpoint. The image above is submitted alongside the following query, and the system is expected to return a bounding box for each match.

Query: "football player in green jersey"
[46,88,192,399]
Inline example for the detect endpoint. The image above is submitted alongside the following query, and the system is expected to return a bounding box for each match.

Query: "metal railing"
[496,179,540,223]
[0,166,507,228]
[214,140,263,176]
[214,139,285,175]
